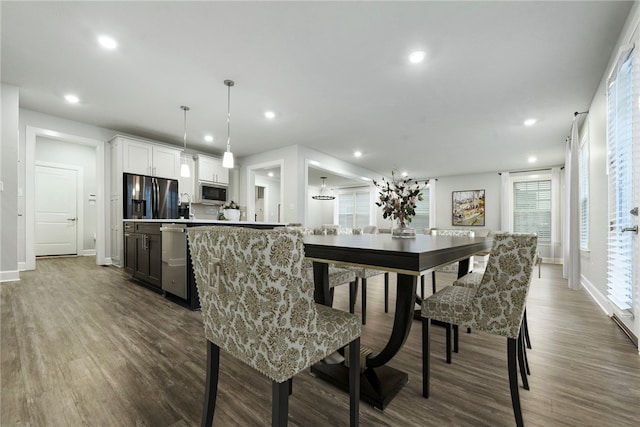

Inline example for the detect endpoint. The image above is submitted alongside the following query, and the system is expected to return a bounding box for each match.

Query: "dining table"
[304,232,492,410]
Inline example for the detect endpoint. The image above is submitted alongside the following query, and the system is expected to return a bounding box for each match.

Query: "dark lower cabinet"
[123,221,162,289]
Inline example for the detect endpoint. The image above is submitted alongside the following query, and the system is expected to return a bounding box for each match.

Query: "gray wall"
[1,83,20,281]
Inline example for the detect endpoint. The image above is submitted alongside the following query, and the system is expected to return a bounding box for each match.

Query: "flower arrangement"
[373,171,427,229]
[222,200,239,210]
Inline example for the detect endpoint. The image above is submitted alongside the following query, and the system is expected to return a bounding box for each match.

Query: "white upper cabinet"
[120,137,181,179]
[196,154,228,185]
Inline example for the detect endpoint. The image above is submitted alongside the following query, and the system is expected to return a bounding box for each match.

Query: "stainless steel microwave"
[199,183,227,204]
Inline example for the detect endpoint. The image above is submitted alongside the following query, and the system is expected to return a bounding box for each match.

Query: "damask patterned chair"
[187,226,361,427]
[421,233,537,427]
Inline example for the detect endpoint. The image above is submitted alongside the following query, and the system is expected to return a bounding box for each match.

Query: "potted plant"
[373,171,427,238]
[221,201,241,221]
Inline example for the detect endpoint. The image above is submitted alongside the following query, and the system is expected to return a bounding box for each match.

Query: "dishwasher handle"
[160,226,186,233]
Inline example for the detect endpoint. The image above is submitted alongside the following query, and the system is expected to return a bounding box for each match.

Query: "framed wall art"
[452,189,485,226]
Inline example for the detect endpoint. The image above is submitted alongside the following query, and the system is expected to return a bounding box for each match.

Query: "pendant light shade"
[222,79,235,169]
[180,105,191,178]
[312,177,335,200]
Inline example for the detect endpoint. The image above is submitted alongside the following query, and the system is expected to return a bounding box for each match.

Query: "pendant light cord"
[225,80,234,151]
[181,105,190,151]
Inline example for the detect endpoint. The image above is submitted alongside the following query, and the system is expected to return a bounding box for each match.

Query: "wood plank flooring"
[2,257,639,426]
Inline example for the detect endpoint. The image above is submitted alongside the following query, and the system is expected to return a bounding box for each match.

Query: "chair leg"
[384,273,389,313]
[445,323,452,364]
[361,278,367,325]
[288,378,293,395]
[348,280,358,314]
[201,340,220,427]
[431,271,437,294]
[523,308,532,349]
[272,380,289,427]
[420,275,425,299]
[517,330,530,390]
[422,317,431,398]
[453,325,459,353]
[348,337,360,427]
[508,338,525,427]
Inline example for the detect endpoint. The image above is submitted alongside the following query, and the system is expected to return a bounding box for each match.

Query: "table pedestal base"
[310,363,408,411]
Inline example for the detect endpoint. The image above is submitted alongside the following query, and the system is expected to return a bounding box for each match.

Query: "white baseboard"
[0,270,20,283]
[81,249,97,256]
[18,261,28,271]
[581,274,612,316]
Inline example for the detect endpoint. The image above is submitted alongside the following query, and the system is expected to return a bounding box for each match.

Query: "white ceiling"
[2,1,633,186]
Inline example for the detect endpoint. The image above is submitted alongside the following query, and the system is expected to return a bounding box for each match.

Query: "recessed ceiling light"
[64,94,79,104]
[401,171,408,177]
[268,172,274,177]
[265,111,276,119]
[361,177,370,182]
[204,135,214,143]
[528,156,537,163]
[408,51,426,64]
[524,118,537,126]
[354,151,362,158]
[98,35,118,50]
[309,160,320,166]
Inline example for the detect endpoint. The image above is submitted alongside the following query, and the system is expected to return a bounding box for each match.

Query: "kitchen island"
[123,219,285,309]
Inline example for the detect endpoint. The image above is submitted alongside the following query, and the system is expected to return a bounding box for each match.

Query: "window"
[337,189,370,229]
[579,137,589,250]
[512,180,551,243]
[606,46,635,311]
[409,186,430,231]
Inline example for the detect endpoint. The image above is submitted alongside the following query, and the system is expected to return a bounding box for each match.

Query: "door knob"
[621,225,638,234]
[630,207,639,216]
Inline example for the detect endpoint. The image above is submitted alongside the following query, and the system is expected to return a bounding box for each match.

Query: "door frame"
[25,126,106,270]
[34,161,84,257]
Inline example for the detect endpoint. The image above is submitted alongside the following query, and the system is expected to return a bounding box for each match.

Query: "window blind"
[406,187,430,231]
[606,47,635,311]
[579,140,589,250]
[338,189,370,229]
[513,180,551,243]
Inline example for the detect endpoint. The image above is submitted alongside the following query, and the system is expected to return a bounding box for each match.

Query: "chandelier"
[312,177,335,201]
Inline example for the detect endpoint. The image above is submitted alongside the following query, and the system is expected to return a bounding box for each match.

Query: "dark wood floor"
[2,257,639,426]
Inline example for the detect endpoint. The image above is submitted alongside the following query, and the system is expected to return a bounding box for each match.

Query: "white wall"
[255,175,281,223]
[307,185,335,227]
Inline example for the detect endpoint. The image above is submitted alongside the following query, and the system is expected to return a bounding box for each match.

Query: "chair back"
[431,229,475,238]
[471,233,538,339]
[362,225,378,234]
[187,226,319,382]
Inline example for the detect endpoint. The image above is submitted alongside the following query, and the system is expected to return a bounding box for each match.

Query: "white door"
[35,165,78,256]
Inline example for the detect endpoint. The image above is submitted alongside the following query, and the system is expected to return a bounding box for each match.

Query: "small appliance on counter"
[178,192,191,219]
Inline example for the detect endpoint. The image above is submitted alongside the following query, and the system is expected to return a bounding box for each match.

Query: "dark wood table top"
[304,233,492,276]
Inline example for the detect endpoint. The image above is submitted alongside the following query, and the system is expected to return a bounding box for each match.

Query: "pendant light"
[180,105,191,177]
[222,79,235,169]
[312,177,335,200]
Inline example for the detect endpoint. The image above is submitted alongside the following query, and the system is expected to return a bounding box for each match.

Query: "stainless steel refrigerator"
[124,173,179,219]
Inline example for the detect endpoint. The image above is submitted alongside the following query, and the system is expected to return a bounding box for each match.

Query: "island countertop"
[123,218,286,226]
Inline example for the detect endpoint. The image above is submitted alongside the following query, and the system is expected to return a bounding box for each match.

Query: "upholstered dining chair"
[187,226,362,427]
[425,229,475,297]
[421,233,537,427]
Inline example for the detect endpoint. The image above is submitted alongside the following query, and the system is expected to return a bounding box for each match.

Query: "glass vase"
[392,220,416,238]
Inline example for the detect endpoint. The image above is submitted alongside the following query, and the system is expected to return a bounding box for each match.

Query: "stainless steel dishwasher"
[160,223,187,299]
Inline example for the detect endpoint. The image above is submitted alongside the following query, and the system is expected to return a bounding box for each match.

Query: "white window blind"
[579,139,589,250]
[606,46,635,311]
[338,189,370,229]
[409,187,430,232]
[513,180,551,243]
